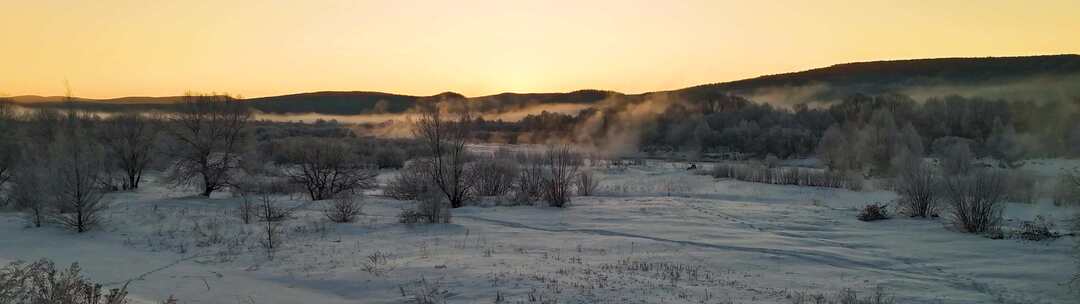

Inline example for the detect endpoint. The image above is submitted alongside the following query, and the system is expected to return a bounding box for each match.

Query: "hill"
[6,54,1079,114]
[672,54,1080,104]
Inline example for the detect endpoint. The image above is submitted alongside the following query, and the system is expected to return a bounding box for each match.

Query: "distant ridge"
[673,54,1080,102]
[5,54,1079,115]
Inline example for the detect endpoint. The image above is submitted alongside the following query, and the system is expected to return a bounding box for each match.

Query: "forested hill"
[672,54,1080,104]
[6,54,1080,114]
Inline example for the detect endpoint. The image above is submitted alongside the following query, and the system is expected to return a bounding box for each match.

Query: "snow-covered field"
[1,162,1077,303]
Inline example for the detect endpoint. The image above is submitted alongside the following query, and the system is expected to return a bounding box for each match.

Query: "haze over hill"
[5,55,1080,117]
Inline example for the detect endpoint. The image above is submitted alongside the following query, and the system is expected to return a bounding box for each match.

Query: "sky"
[2,0,1080,99]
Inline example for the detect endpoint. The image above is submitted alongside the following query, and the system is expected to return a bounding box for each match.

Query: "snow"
[1,162,1077,303]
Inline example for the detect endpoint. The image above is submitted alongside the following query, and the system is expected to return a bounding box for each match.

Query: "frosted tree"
[413,106,475,208]
[48,120,109,233]
[99,112,161,190]
[166,94,251,197]
[280,137,376,201]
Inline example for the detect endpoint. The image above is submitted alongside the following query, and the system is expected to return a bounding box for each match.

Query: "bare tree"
[280,137,376,201]
[258,192,284,259]
[942,169,1007,233]
[542,146,582,207]
[48,123,109,233]
[413,107,475,208]
[99,112,160,190]
[166,94,251,197]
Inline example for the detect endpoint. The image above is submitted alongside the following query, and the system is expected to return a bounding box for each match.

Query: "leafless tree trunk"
[280,137,376,201]
[413,107,474,208]
[259,192,283,259]
[99,112,160,190]
[166,94,251,197]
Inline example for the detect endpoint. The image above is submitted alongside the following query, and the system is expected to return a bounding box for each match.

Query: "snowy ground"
[1,162,1077,304]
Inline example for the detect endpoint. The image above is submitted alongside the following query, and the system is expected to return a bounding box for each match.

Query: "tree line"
[469,93,1080,166]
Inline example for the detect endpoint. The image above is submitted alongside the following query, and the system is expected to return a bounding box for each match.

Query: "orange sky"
[2,0,1079,99]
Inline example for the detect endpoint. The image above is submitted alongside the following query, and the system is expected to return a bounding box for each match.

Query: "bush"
[0,259,130,304]
[857,203,891,221]
[541,147,581,208]
[1015,216,1059,241]
[385,159,435,201]
[470,157,518,197]
[576,170,599,196]
[512,153,545,204]
[324,194,364,223]
[894,157,939,218]
[942,170,1007,234]
[709,162,862,190]
[398,189,450,224]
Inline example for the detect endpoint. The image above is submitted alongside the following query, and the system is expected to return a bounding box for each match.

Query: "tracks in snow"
[456,210,1034,304]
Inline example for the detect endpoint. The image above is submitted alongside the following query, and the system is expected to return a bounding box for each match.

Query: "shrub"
[709,162,862,190]
[541,146,581,208]
[894,157,939,218]
[942,170,1007,234]
[470,158,518,197]
[325,194,364,223]
[399,189,450,224]
[385,159,435,201]
[0,259,130,304]
[512,153,545,203]
[576,170,599,196]
[857,203,891,221]
[1015,216,1059,241]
